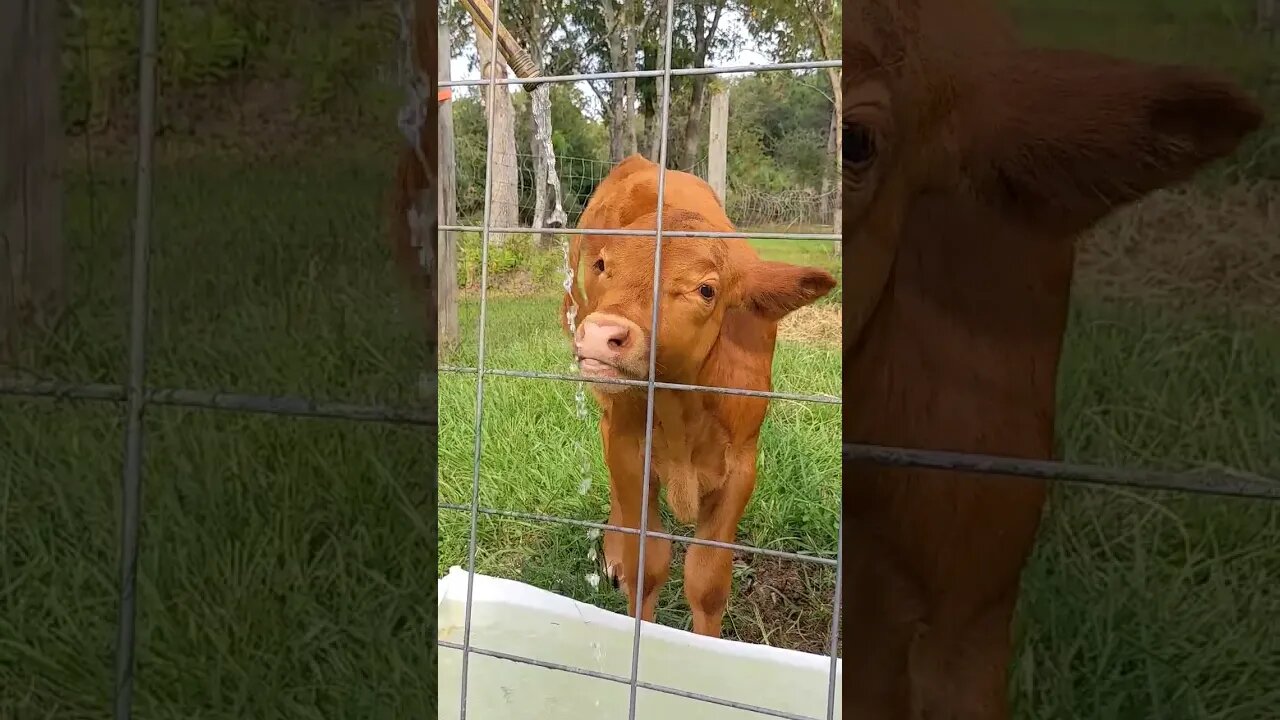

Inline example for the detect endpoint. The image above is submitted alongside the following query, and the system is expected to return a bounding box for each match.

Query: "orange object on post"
[438,88,452,103]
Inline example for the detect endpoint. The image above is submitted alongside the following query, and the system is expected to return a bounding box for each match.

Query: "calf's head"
[568,209,835,391]
[844,0,1265,341]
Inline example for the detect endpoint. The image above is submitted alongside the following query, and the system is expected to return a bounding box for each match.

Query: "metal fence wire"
[4,1,1280,719]
[447,151,838,230]
[2,2,436,719]
[437,0,843,718]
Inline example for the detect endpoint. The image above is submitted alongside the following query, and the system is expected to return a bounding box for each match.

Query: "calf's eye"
[844,123,876,167]
[698,284,715,300]
[593,258,605,273]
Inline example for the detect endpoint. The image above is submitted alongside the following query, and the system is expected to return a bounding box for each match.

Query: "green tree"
[741,0,841,223]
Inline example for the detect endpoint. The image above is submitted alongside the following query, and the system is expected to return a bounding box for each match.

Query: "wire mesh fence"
[436,0,842,717]
[446,151,837,230]
[4,0,1280,718]
[3,1,434,717]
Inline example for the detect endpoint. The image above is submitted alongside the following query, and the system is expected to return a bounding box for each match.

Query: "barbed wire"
[450,152,836,231]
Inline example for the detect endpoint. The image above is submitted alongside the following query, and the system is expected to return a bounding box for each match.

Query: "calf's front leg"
[683,457,756,637]
[603,434,671,623]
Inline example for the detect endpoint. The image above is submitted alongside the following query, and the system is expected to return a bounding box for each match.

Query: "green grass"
[437,293,842,649]
[747,238,840,271]
[0,151,1278,719]
[432,288,1280,718]
[1,156,433,719]
[1017,305,1280,718]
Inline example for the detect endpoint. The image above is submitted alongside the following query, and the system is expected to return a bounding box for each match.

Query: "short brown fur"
[844,1,1264,717]
[566,154,836,636]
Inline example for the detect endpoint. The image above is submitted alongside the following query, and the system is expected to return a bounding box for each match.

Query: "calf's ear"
[739,261,837,321]
[967,47,1264,233]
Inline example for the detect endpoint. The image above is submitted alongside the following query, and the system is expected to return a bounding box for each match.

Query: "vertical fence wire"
[111,0,159,717]
[457,0,506,715]
[823,523,843,720]
[627,0,677,716]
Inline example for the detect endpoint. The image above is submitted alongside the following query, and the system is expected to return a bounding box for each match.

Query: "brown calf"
[563,154,837,636]
[844,1,1264,717]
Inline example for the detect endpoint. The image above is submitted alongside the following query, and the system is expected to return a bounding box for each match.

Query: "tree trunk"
[623,46,638,156]
[623,0,652,157]
[824,65,841,255]
[475,28,519,246]
[679,76,709,171]
[600,0,628,163]
[820,107,834,219]
[811,14,842,254]
[647,76,663,160]
[1,0,65,368]
[528,39,549,237]
[674,0,726,171]
[640,32,661,161]
[825,105,841,256]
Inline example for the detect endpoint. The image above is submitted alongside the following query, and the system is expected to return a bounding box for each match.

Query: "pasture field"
[2,157,434,718]
[1,153,1276,719]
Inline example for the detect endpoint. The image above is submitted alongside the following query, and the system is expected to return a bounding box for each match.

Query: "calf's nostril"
[604,325,630,350]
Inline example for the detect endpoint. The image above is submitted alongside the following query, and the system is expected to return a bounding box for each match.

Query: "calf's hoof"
[600,529,625,590]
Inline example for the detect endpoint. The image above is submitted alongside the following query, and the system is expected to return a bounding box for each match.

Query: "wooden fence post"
[707,86,729,206]
[438,24,460,350]
[1,0,65,368]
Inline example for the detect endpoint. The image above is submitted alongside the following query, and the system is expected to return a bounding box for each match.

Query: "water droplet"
[575,382,588,420]
[561,229,594,498]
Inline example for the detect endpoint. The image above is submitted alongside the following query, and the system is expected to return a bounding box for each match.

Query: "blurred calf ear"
[967,47,1265,233]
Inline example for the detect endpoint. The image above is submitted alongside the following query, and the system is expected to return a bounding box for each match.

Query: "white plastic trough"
[438,566,842,719]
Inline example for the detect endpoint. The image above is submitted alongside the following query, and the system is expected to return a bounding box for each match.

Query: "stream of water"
[535,80,593,503]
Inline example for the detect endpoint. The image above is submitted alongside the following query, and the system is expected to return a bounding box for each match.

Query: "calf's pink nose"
[576,316,633,359]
